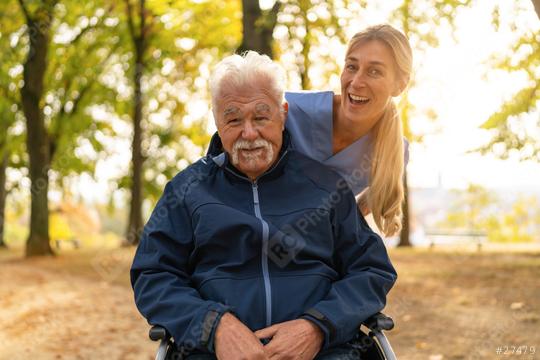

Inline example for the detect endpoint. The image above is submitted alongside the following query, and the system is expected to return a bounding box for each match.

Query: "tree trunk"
[532,0,540,19]
[19,0,55,256]
[237,0,280,59]
[299,5,311,90]
[398,169,411,247]
[124,0,145,246]
[0,154,7,248]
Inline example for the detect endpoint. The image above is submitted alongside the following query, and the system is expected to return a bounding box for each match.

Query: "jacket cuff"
[200,303,232,352]
[300,308,336,349]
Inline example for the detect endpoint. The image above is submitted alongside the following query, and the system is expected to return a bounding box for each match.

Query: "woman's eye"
[228,119,240,125]
[369,69,382,76]
[255,117,269,121]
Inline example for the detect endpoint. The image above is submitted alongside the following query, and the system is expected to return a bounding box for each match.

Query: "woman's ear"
[392,75,410,97]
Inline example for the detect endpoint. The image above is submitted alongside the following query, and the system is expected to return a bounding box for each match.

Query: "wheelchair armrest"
[149,325,170,341]
[362,312,394,331]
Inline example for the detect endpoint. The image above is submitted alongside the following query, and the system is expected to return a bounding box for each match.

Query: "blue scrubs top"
[285,90,409,196]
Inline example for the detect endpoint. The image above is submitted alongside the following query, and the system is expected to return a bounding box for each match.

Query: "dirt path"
[0,247,539,360]
[0,249,155,360]
[386,248,540,360]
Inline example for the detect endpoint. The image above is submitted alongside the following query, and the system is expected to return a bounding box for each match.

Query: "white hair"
[209,51,286,116]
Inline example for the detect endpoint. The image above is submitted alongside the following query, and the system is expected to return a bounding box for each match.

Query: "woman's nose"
[351,71,367,89]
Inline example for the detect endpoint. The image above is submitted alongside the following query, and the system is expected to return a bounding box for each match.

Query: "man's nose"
[241,120,259,140]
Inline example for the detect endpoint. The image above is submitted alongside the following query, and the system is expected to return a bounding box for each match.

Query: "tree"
[533,0,540,19]
[478,1,539,161]
[390,0,473,246]
[17,0,57,256]
[43,1,122,185]
[239,0,349,87]
[0,97,23,249]
[0,155,7,248]
[0,3,26,248]
[438,185,540,243]
[120,0,241,245]
[273,0,350,89]
[237,0,280,58]
[485,196,540,243]
[12,0,126,256]
[123,0,146,246]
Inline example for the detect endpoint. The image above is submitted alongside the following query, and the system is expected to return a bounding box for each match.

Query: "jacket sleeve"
[130,181,231,353]
[300,184,397,348]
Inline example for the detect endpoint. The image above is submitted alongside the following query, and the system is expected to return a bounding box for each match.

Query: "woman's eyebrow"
[346,56,388,67]
[368,60,387,67]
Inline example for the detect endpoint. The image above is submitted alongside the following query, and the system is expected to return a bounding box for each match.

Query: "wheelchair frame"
[149,312,397,360]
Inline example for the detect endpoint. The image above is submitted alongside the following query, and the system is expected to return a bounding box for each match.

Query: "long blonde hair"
[350,24,413,237]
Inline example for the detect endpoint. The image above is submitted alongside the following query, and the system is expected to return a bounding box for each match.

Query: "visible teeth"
[350,94,369,101]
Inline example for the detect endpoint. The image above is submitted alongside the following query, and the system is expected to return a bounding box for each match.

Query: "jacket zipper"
[220,150,288,327]
[252,182,272,327]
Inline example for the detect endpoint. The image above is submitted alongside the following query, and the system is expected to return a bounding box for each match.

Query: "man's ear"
[281,102,288,130]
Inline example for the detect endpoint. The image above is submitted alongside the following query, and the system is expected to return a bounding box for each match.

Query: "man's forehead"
[218,82,278,107]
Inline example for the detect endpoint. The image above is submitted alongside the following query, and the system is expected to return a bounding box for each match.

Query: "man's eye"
[255,117,269,121]
[227,119,240,124]
[346,64,356,71]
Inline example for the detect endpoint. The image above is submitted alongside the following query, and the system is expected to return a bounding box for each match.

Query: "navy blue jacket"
[131,132,397,354]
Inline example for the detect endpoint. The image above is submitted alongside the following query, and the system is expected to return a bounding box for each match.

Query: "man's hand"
[214,312,268,360]
[254,319,324,360]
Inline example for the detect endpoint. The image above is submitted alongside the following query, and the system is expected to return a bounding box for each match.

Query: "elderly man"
[131,51,397,360]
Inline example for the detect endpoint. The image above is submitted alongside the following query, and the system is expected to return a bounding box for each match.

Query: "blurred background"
[0,0,539,359]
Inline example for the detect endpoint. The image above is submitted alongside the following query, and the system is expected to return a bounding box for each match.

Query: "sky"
[402,0,540,189]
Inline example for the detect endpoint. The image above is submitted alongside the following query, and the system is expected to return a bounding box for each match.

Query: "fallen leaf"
[510,302,524,310]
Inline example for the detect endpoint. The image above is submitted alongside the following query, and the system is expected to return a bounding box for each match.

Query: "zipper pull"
[252,183,259,205]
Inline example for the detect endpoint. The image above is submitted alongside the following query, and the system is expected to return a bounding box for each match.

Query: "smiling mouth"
[348,94,370,105]
[241,147,264,152]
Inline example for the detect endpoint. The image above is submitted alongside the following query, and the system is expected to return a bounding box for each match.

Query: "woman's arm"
[356,188,371,216]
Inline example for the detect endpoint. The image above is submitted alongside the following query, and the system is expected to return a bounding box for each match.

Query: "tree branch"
[140,0,146,34]
[124,0,137,42]
[16,0,31,23]
[51,40,122,160]
[69,23,97,46]
[532,0,540,20]
[270,0,281,18]
[0,85,20,107]
[142,6,157,40]
[69,4,116,46]
[139,0,147,55]
[266,0,281,30]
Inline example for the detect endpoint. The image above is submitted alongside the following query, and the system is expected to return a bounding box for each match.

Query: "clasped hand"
[214,313,324,360]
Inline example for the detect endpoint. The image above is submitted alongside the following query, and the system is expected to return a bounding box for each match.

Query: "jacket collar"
[206,130,292,182]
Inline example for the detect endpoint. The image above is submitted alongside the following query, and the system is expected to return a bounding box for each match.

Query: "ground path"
[1,246,538,360]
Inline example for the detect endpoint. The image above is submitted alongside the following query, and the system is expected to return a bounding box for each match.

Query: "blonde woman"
[285,24,412,237]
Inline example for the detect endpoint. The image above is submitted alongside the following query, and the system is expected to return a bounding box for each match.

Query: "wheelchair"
[149,312,397,360]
